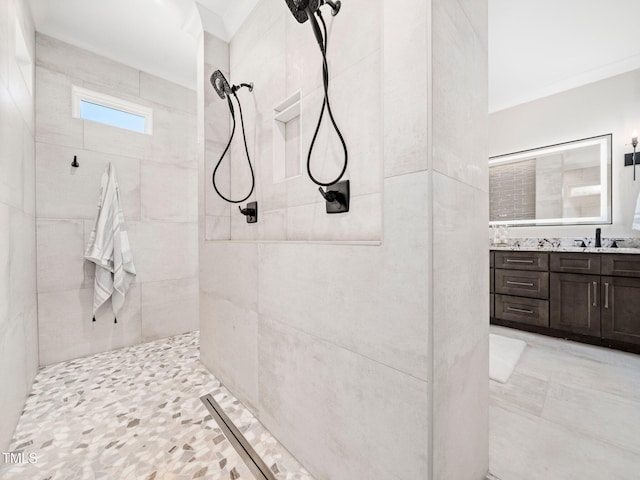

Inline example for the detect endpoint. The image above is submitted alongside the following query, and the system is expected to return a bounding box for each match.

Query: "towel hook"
[71,155,79,168]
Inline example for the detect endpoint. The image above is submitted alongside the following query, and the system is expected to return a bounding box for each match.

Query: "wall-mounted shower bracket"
[239,202,258,223]
[319,180,349,214]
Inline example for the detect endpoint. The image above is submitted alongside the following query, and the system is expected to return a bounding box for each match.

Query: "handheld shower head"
[211,70,232,99]
[284,0,320,23]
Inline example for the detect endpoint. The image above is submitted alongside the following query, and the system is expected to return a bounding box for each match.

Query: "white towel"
[633,191,640,231]
[84,163,136,321]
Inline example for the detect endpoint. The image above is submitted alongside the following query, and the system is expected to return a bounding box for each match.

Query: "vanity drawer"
[494,251,549,271]
[601,254,640,278]
[550,252,601,274]
[495,294,549,327]
[495,269,549,299]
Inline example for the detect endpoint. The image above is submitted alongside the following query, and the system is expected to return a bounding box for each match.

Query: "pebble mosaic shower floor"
[0,332,313,480]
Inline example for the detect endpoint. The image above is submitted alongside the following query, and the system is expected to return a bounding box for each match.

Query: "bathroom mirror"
[489,134,612,226]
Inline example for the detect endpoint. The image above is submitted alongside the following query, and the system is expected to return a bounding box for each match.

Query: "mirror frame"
[489,134,612,227]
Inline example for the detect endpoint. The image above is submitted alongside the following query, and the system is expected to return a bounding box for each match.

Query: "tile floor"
[490,325,640,480]
[0,332,313,480]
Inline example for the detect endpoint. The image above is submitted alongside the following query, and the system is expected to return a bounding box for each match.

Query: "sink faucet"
[595,228,601,248]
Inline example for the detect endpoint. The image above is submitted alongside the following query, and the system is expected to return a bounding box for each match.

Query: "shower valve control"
[238,202,258,224]
[319,180,350,214]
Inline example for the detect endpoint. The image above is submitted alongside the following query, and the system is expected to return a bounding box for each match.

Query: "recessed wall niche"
[273,91,302,182]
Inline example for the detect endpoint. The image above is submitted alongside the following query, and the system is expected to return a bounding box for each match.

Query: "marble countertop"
[489,237,640,254]
[490,245,640,254]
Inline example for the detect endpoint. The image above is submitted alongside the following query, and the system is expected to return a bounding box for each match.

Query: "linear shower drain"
[200,394,277,480]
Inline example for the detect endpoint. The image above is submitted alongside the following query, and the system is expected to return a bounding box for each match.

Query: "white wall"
[35,34,199,366]
[490,68,640,240]
[0,0,38,454]
[199,0,489,478]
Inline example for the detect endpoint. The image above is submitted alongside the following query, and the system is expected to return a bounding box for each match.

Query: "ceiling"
[489,0,640,112]
[27,1,640,107]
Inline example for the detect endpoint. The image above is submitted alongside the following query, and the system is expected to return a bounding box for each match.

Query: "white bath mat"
[489,333,526,383]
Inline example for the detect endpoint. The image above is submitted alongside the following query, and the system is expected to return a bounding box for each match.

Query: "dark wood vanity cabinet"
[601,276,640,345]
[491,250,640,351]
[550,273,601,336]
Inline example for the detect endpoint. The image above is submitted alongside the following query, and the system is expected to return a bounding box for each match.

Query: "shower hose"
[307,9,348,187]
[211,91,255,203]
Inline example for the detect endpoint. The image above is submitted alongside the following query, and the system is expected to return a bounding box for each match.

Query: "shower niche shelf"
[273,91,302,183]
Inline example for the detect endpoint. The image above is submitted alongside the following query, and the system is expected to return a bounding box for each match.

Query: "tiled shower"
[0,0,490,478]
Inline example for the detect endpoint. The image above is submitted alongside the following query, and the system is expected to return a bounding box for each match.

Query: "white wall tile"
[0,0,8,88]
[150,105,197,167]
[34,66,84,149]
[284,0,381,97]
[205,140,232,216]
[36,219,86,293]
[205,215,231,241]
[37,285,142,366]
[35,143,141,221]
[383,0,429,177]
[200,290,258,410]
[258,317,429,480]
[432,0,488,192]
[286,193,382,242]
[0,311,27,452]
[22,124,35,215]
[0,0,37,453]
[9,210,36,321]
[141,277,198,342]
[36,33,140,97]
[0,204,9,328]
[140,161,197,222]
[140,71,196,115]
[259,173,430,379]
[129,222,198,283]
[199,241,258,308]
[83,119,153,161]
[0,84,24,210]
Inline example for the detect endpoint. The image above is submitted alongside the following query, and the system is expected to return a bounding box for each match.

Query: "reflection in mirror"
[489,134,612,226]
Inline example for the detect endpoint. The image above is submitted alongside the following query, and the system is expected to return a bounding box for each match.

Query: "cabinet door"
[601,276,640,345]
[550,273,600,336]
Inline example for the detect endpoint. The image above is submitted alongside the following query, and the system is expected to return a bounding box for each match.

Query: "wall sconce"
[624,129,639,181]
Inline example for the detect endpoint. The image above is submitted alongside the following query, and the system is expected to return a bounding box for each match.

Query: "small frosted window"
[72,85,153,135]
[80,101,146,133]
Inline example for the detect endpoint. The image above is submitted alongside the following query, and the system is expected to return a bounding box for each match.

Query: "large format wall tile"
[36,34,140,97]
[9,211,36,321]
[200,290,259,410]
[38,285,142,366]
[258,317,429,480]
[140,161,197,222]
[0,204,9,327]
[141,277,198,342]
[258,172,429,380]
[0,0,37,453]
[0,311,27,455]
[35,35,199,366]
[129,222,198,283]
[36,219,86,293]
[383,0,429,178]
[34,67,84,149]
[0,84,24,210]
[35,143,141,221]
[432,0,488,192]
[140,72,196,115]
